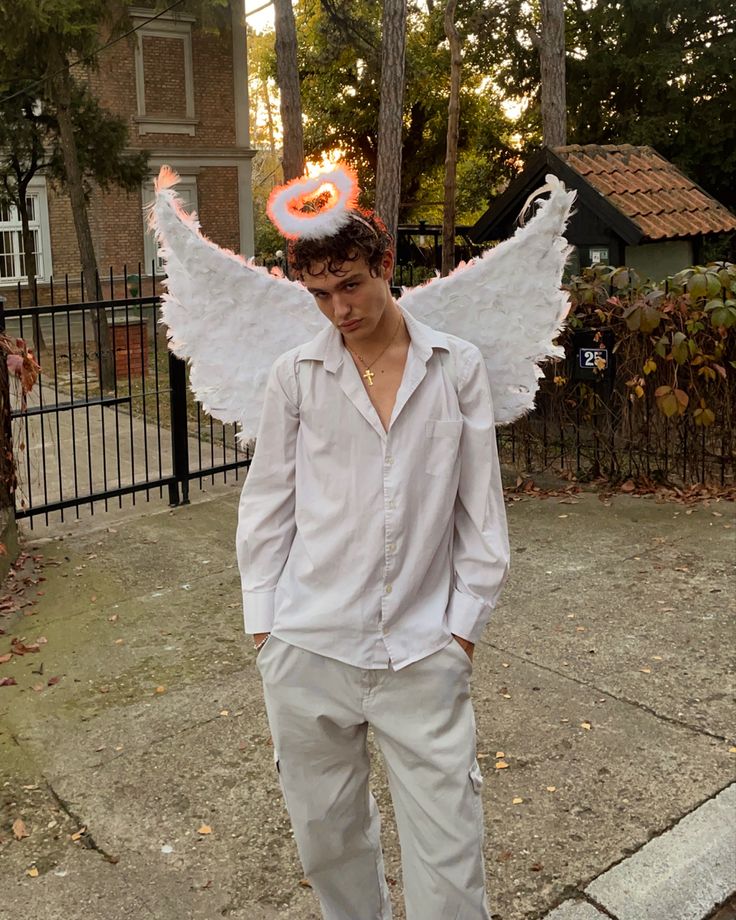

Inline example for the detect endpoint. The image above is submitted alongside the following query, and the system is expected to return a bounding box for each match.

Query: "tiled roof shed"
[471,144,736,249]
[557,145,736,240]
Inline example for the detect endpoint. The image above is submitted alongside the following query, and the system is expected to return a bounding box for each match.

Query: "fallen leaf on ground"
[495,761,510,770]
[11,638,40,655]
[299,879,312,888]
[512,797,524,804]
[13,818,29,839]
[580,722,592,730]
[197,825,212,835]
[546,786,556,792]
[26,867,38,877]
[0,677,17,686]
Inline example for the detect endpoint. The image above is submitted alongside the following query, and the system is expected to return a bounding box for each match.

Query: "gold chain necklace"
[344,313,404,387]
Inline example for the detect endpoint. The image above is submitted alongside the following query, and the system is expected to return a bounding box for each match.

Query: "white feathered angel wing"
[151,167,326,437]
[399,174,576,425]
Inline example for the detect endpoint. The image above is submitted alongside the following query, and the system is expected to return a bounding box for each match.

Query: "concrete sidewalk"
[0,483,734,919]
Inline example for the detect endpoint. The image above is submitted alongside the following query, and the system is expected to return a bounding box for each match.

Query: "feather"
[398,174,576,425]
[151,167,326,439]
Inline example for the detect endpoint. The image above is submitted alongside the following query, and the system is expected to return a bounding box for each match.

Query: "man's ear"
[381,249,395,281]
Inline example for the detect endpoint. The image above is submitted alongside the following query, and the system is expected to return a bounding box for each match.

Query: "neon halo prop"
[266,164,360,240]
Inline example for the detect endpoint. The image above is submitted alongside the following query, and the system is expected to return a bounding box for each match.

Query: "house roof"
[556,145,736,240]
[471,144,736,244]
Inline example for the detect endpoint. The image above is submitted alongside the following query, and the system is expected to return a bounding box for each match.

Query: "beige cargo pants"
[257,635,491,920]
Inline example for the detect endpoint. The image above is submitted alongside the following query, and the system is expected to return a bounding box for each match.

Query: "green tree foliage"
[486,0,736,211]
[250,0,519,226]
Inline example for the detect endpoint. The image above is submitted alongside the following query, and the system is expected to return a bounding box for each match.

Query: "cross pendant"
[363,368,375,386]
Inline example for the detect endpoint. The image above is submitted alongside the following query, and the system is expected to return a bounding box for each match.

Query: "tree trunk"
[262,80,277,158]
[0,342,18,522]
[18,198,38,296]
[539,0,567,147]
[47,34,114,390]
[273,0,304,180]
[441,0,461,278]
[374,0,407,246]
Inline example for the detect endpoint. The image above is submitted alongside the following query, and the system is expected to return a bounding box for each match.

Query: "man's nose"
[332,294,352,318]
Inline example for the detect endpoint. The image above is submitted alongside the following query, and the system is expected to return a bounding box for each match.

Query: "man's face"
[301,250,394,340]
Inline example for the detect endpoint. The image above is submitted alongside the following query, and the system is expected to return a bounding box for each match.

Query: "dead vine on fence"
[521,261,735,485]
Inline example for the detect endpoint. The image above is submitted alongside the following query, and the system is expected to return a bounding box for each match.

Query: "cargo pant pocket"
[468,759,485,833]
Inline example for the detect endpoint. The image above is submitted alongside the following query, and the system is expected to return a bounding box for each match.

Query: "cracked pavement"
[0,482,734,919]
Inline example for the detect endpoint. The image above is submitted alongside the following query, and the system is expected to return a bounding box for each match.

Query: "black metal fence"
[1,267,250,527]
[496,344,733,487]
[1,265,731,529]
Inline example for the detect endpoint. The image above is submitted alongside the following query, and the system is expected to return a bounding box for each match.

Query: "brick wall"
[197,167,240,255]
[142,35,187,118]
[87,18,237,149]
[43,167,241,287]
[21,10,244,294]
[191,29,237,147]
[47,186,81,280]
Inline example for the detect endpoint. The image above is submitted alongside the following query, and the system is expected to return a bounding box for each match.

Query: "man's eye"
[345,283,358,290]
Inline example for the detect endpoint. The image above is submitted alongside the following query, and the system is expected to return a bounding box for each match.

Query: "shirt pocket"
[425,418,463,478]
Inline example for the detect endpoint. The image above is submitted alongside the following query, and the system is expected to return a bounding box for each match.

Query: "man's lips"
[340,319,362,331]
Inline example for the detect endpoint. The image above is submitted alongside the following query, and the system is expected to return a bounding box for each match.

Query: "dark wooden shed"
[471,145,736,280]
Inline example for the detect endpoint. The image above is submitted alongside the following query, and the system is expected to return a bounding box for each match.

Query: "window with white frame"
[142,176,198,275]
[0,183,52,283]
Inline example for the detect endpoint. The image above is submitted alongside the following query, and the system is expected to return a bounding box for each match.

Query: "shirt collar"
[296,303,449,374]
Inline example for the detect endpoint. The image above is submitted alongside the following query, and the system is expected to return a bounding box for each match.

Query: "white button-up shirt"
[236,305,510,670]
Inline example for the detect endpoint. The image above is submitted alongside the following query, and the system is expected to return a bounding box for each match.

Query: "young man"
[237,210,510,919]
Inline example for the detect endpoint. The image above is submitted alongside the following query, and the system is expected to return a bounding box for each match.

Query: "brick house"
[0,2,255,295]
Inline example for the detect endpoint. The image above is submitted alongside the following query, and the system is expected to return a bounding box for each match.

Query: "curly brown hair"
[288,210,393,278]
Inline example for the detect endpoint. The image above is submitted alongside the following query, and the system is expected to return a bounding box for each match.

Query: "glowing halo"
[266,164,360,240]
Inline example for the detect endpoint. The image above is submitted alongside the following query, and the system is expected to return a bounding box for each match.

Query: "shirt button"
[385,455,393,466]
[386,499,394,509]
[385,584,393,595]
[388,543,396,553]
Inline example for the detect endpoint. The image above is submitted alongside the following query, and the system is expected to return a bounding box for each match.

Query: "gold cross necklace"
[344,313,404,387]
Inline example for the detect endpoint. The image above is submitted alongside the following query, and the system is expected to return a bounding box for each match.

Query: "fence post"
[168,352,190,506]
[0,294,20,574]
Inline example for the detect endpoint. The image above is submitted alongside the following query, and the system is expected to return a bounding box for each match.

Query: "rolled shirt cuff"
[243,590,275,634]
[446,588,490,645]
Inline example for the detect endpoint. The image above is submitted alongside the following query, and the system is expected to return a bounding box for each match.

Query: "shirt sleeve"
[446,346,511,643]
[235,355,300,634]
